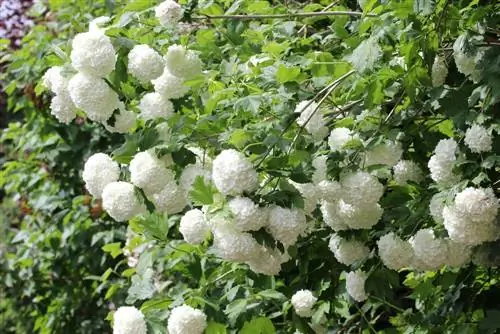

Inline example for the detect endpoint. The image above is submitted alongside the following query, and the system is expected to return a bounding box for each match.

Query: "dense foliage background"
[1,0,499,333]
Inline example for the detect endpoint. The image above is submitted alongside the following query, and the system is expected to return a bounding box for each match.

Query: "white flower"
[70,30,116,77]
[312,155,328,184]
[212,222,261,262]
[130,151,173,194]
[428,139,459,185]
[445,240,471,268]
[42,66,68,95]
[82,153,120,198]
[377,233,413,271]
[410,229,448,271]
[147,181,188,215]
[68,72,120,123]
[138,92,174,121]
[320,200,349,231]
[346,37,382,73]
[464,124,492,153]
[434,138,458,158]
[346,270,368,302]
[453,37,484,83]
[49,93,77,124]
[328,234,369,266]
[267,206,307,246]
[290,182,319,214]
[152,69,189,99]
[155,0,183,27]
[167,305,207,334]
[179,164,212,192]
[364,141,402,168]
[340,171,384,205]
[212,149,258,196]
[317,180,341,202]
[102,182,145,222]
[429,193,445,222]
[179,209,209,244]
[337,200,383,230]
[328,127,357,152]
[443,187,499,246]
[294,100,328,140]
[432,56,448,87]
[291,290,317,317]
[113,306,147,334]
[246,246,289,276]
[105,109,136,133]
[392,160,424,185]
[228,197,268,232]
[164,44,203,79]
[127,44,164,83]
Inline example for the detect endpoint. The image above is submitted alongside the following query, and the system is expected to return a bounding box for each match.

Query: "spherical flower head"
[392,160,424,185]
[454,187,499,222]
[164,44,203,79]
[130,151,173,194]
[147,180,188,215]
[212,222,261,262]
[246,246,289,276]
[328,234,369,266]
[68,72,120,122]
[364,140,403,168]
[432,56,448,87]
[139,92,174,121]
[320,200,349,231]
[127,44,164,83]
[291,290,317,317]
[464,124,492,153]
[317,180,341,202]
[212,149,258,196]
[267,206,307,246]
[50,93,77,124]
[102,182,145,222]
[377,232,414,271]
[337,200,383,229]
[346,270,368,302]
[290,182,319,214]
[294,100,328,140]
[312,155,328,184]
[152,69,189,99]
[429,193,445,222]
[340,171,384,205]
[445,240,471,268]
[42,66,68,95]
[167,305,207,334]
[155,0,183,27]
[82,153,120,198]
[105,109,136,134]
[179,209,209,244]
[427,154,459,185]
[113,306,147,334]
[228,196,268,232]
[410,229,448,270]
[434,138,458,159]
[328,127,357,152]
[70,30,116,77]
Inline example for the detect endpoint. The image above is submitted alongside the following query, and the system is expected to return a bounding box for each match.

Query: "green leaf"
[413,0,435,16]
[189,176,215,205]
[102,242,122,259]
[241,317,276,334]
[206,321,228,334]
[234,95,262,114]
[124,0,155,11]
[258,289,286,300]
[276,64,301,83]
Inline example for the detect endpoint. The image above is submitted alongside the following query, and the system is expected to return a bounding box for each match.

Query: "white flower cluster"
[328,234,369,266]
[82,153,120,198]
[328,127,358,152]
[268,205,308,247]
[392,160,424,185]
[431,56,448,87]
[429,193,445,222]
[453,36,483,83]
[42,66,77,124]
[464,124,492,153]
[312,155,328,184]
[377,233,413,271]
[320,171,384,230]
[294,100,328,140]
[346,270,368,302]
[164,44,203,80]
[291,289,317,317]
[167,305,207,334]
[443,187,499,246]
[228,197,268,231]
[127,44,164,83]
[113,306,147,334]
[179,209,210,244]
[428,138,459,185]
[212,149,258,196]
[155,0,183,27]
[102,181,145,222]
[364,140,402,168]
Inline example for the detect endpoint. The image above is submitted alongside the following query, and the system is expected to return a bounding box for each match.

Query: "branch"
[192,11,375,21]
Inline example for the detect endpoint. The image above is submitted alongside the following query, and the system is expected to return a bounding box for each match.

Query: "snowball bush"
[82,153,120,198]
[291,290,317,317]
[212,149,258,196]
[113,306,147,334]
[167,305,207,334]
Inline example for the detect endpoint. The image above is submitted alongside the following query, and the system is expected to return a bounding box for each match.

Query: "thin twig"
[353,302,377,334]
[192,11,375,21]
